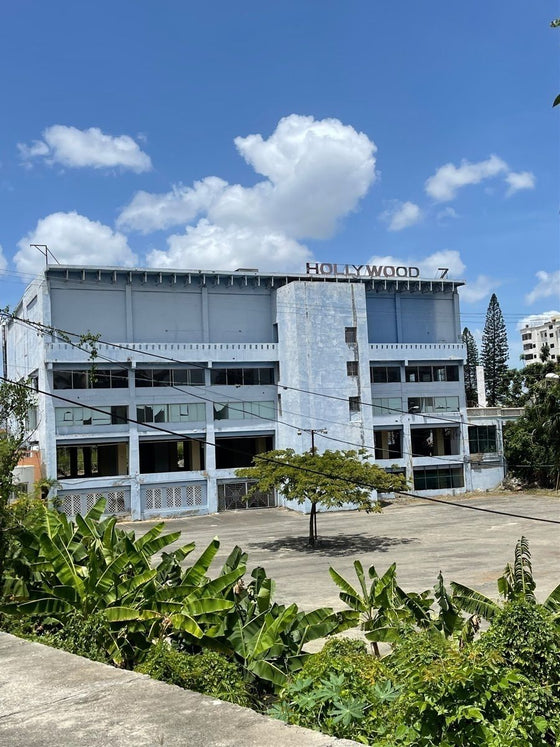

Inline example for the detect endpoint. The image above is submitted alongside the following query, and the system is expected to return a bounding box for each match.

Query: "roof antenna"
[30,244,61,266]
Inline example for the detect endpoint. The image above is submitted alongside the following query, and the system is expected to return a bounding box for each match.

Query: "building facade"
[5,265,504,519]
[521,317,560,362]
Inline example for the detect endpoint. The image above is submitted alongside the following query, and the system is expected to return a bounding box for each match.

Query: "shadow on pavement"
[248,534,419,556]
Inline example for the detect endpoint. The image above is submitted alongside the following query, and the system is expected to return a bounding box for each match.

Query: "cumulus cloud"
[119,115,376,270]
[436,206,459,221]
[425,155,508,201]
[366,248,501,304]
[518,310,560,331]
[15,212,138,275]
[525,270,560,305]
[18,125,152,172]
[117,177,227,233]
[505,170,536,196]
[147,219,311,272]
[459,275,500,303]
[379,201,422,231]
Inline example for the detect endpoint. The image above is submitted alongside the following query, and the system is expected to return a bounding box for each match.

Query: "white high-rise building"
[520,317,560,362]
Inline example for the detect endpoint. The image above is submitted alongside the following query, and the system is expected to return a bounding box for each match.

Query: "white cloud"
[15,212,138,275]
[18,125,152,172]
[425,155,508,201]
[436,206,459,221]
[118,115,377,271]
[505,170,536,196]
[526,270,560,305]
[459,274,500,303]
[0,244,7,271]
[117,177,227,233]
[379,201,422,231]
[365,248,502,304]
[518,310,560,331]
[147,219,311,272]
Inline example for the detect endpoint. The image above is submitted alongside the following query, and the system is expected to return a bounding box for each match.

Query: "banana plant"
[329,560,433,656]
[451,536,560,623]
[1,499,246,665]
[219,566,353,689]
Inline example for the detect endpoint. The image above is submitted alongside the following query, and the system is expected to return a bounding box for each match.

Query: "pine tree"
[482,293,509,406]
[462,327,480,406]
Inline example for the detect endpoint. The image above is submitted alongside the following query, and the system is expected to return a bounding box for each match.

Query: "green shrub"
[137,640,252,707]
[271,637,392,741]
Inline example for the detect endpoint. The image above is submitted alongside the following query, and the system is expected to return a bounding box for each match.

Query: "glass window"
[345,327,357,343]
[213,401,275,421]
[469,425,497,453]
[371,366,401,383]
[349,396,361,413]
[419,366,433,382]
[374,429,402,459]
[347,361,359,377]
[413,466,464,490]
[53,371,72,389]
[152,369,171,387]
[372,397,402,415]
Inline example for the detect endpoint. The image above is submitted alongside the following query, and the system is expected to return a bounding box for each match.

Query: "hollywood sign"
[305,263,449,279]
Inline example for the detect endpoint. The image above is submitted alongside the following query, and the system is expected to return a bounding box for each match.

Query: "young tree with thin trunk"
[462,327,479,406]
[482,294,509,406]
[236,449,407,546]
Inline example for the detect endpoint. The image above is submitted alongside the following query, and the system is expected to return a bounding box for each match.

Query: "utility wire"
[2,374,560,527]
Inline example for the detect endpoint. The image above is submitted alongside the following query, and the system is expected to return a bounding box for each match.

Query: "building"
[521,317,560,362]
[4,264,505,519]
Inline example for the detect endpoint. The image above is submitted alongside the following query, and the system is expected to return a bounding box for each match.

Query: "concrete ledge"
[0,633,360,746]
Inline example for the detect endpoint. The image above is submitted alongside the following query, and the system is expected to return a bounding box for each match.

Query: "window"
[135,367,205,387]
[213,401,275,421]
[55,405,128,427]
[57,443,128,479]
[139,439,204,473]
[53,368,128,389]
[374,429,402,459]
[215,435,273,469]
[408,396,460,413]
[411,427,460,456]
[345,327,357,344]
[347,361,359,377]
[349,396,361,414]
[370,366,401,383]
[136,402,206,424]
[210,367,275,385]
[413,466,464,490]
[405,365,459,383]
[468,425,497,454]
[372,397,402,415]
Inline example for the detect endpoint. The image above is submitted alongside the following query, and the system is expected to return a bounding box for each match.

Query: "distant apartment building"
[521,317,560,362]
[5,264,505,519]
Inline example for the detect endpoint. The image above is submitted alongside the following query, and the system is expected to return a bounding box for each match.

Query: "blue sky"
[1,1,558,363]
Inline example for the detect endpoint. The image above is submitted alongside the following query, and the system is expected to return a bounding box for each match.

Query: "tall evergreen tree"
[482,293,509,406]
[462,327,479,406]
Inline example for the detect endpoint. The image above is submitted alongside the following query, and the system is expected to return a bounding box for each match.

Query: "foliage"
[270,637,392,742]
[0,378,36,590]
[216,565,354,690]
[329,560,433,655]
[504,377,560,487]
[236,448,407,545]
[1,498,244,667]
[478,599,560,725]
[137,640,252,707]
[462,327,480,406]
[482,293,509,406]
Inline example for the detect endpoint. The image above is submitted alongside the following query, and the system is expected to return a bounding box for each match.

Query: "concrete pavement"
[122,493,560,609]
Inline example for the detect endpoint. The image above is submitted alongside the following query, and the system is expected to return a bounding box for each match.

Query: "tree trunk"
[308,501,317,546]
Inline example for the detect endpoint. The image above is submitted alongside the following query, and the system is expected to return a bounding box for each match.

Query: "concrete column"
[205,422,218,513]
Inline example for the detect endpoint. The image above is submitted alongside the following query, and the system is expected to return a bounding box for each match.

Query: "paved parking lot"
[122,493,560,611]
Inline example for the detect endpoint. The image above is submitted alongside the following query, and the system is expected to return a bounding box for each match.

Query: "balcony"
[369,343,465,362]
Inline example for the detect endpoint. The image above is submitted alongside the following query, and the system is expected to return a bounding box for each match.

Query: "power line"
[3,374,559,527]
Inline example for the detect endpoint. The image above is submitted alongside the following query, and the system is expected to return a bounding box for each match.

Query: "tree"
[462,327,479,406]
[482,293,509,406]
[0,378,36,590]
[540,342,551,362]
[236,449,408,546]
[504,376,560,488]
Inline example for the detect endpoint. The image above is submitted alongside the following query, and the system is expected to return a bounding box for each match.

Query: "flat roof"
[44,264,465,291]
